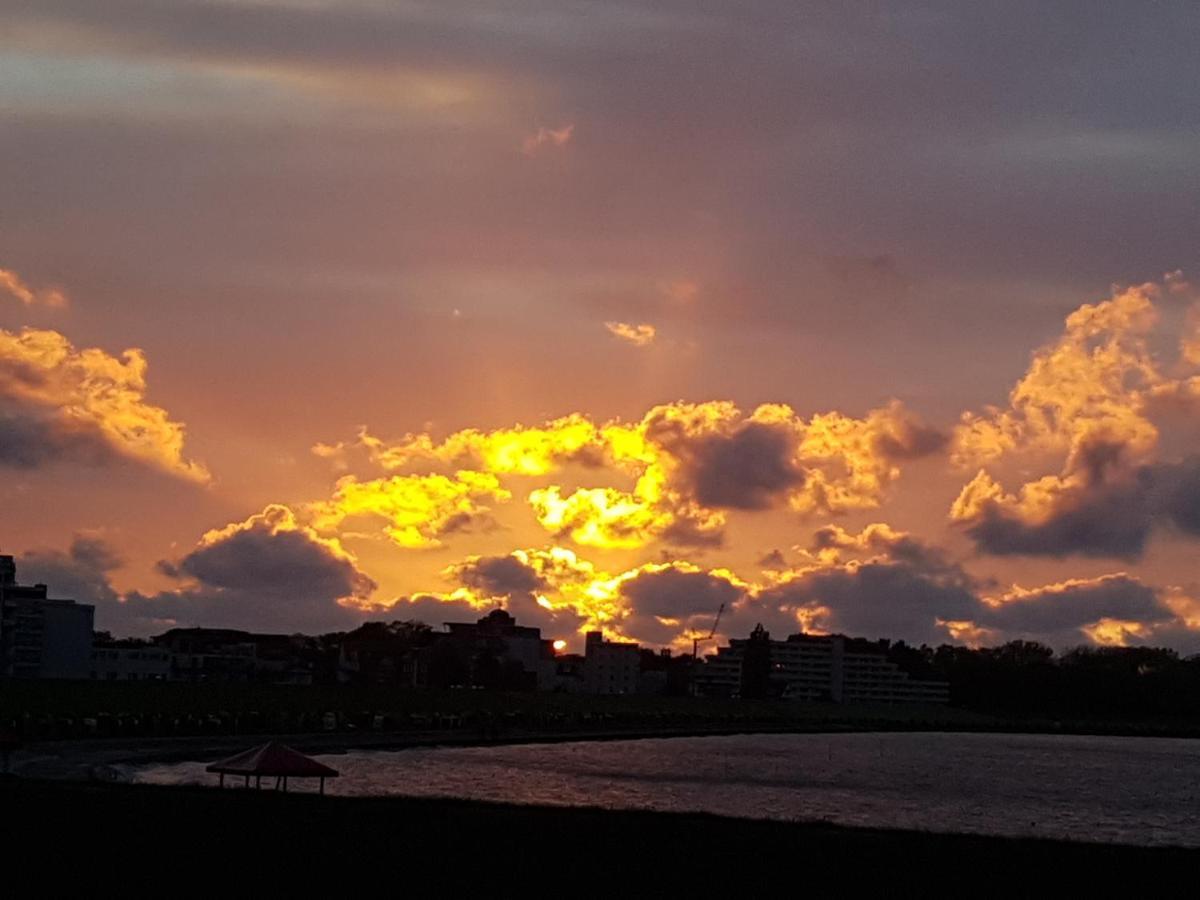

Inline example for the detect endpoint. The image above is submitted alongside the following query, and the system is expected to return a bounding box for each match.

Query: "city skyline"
[3,2,1200,654]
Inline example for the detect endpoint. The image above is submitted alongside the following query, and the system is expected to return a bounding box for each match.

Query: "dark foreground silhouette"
[3,777,1195,892]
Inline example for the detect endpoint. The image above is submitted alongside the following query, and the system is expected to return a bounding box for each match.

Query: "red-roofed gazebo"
[206,742,339,794]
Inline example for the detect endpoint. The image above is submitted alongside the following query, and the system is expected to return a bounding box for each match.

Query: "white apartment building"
[696,629,949,704]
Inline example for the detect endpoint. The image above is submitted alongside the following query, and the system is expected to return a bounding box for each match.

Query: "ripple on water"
[129,731,1200,847]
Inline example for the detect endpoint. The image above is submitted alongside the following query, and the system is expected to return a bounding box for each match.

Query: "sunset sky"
[3,1,1200,652]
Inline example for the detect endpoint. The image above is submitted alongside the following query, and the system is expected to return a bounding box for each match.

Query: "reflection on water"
[130,731,1200,846]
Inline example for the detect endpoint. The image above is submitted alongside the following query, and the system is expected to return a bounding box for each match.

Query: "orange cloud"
[308,470,510,549]
[357,414,603,476]
[0,268,67,308]
[1080,617,1153,646]
[0,327,208,481]
[950,275,1200,559]
[953,280,1167,469]
[337,399,943,550]
[422,546,749,642]
[604,321,657,347]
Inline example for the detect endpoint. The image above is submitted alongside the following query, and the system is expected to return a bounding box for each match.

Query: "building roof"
[205,742,339,778]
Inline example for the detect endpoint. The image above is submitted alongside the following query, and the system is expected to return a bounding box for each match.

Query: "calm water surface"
[129,732,1200,846]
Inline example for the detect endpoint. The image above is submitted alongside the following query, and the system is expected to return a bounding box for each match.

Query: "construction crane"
[691,603,725,660]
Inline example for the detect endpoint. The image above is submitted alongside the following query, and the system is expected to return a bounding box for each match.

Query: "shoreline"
[14,717,1200,781]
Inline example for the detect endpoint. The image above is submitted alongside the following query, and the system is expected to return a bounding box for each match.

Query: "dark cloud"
[980,575,1170,641]
[620,566,744,620]
[960,479,1152,560]
[170,528,369,605]
[957,455,1200,560]
[757,549,787,570]
[108,508,377,635]
[454,554,545,597]
[0,408,115,470]
[18,534,123,608]
[616,566,744,646]
[1149,457,1200,536]
[809,524,951,571]
[873,415,950,461]
[691,423,805,510]
[646,415,804,511]
[740,522,1176,648]
[659,515,727,550]
[745,551,1178,650]
[757,560,979,646]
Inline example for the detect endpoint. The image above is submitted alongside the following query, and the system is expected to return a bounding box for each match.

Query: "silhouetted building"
[337,621,435,686]
[152,628,313,684]
[550,652,586,692]
[436,609,558,690]
[696,628,949,704]
[91,639,170,681]
[637,647,694,696]
[583,631,640,695]
[0,554,94,679]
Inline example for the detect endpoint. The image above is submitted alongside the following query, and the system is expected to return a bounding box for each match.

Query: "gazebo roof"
[205,742,339,778]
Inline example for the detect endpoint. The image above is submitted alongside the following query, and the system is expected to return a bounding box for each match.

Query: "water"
[129,731,1200,846]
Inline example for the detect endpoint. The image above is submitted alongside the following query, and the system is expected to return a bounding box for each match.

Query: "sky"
[2,1,1200,653]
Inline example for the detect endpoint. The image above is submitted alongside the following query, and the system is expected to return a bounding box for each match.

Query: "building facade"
[0,555,95,679]
[696,627,949,704]
[439,609,558,690]
[151,628,313,684]
[91,641,171,681]
[583,631,641,695]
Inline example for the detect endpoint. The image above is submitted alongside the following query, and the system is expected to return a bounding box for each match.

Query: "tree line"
[886,640,1200,718]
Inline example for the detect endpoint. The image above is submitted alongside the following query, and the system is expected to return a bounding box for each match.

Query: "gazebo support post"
[218,773,224,788]
[244,774,250,789]
[319,776,325,795]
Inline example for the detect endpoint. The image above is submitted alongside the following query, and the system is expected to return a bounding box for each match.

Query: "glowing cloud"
[605,321,657,347]
[954,281,1165,469]
[0,327,208,481]
[951,276,1200,559]
[528,483,722,549]
[338,399,944,549]
[309,470,510,549]
[358,414,604,475]
[0,268,67,308]
[444,545,625,631]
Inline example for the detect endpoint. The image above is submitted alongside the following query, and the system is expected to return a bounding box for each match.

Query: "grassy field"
[2,777,1194,892]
